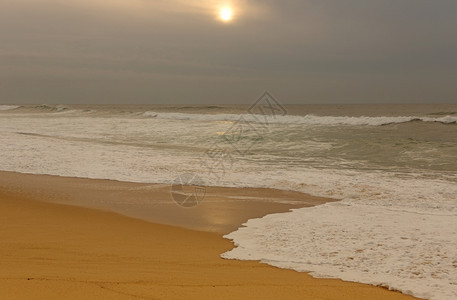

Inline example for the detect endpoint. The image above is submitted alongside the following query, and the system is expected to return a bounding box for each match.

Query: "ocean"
[1,103,456,299]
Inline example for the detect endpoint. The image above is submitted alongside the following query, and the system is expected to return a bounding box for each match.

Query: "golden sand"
[0,172,418,299]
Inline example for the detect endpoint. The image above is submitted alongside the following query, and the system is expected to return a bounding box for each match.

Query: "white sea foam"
[0,105,20,111]
[220,169,457,300]
[143,111,457,126]
[222,203,457,300]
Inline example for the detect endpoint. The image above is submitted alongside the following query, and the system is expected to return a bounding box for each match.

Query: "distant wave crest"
[0,105,21,111]
[142,111,457,126]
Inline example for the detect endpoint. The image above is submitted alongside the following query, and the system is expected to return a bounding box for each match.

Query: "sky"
[0,0,456,104]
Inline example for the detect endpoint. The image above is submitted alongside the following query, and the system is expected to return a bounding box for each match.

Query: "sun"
[219,8,232,22]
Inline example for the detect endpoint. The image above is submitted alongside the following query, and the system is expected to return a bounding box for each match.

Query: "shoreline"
[0,171,419,299]
[0,171,335,234]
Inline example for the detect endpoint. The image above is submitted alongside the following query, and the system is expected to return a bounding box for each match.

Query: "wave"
[143,111,457,126]
[176,105,225,110]
[5,105,457,126]
[34,104,70,112]
[0,105,21,111]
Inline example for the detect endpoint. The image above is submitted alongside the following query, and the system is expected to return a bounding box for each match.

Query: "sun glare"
[220,8,232,22]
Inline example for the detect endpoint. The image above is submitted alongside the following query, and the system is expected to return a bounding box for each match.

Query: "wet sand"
[0,171,334,234]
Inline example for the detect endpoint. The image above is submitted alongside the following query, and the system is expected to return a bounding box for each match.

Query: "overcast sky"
[0,0,456,104]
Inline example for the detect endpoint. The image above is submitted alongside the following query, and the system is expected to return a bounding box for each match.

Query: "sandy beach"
[0,172,419,299]
[2,0,456,297]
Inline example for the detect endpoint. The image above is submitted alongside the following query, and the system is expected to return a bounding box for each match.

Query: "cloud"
[0,0,456,103]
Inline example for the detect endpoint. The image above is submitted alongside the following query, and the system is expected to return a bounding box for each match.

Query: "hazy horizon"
[3,101,457,106]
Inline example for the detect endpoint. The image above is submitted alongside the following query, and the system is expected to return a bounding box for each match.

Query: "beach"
[2,0,456,297]
[0,171,418,299]
[1,104,456,299]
